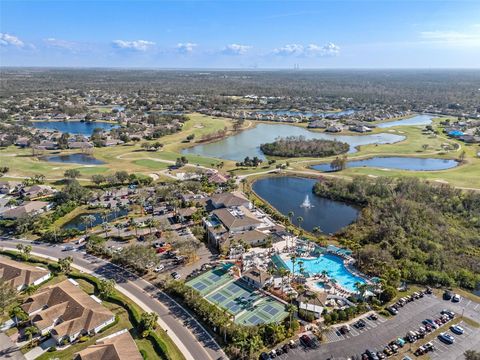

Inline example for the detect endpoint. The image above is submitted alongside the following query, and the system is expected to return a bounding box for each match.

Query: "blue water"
[283,254,366,292]
[62,208,129,231]
[183,123,405,161]
[252,176,359,234]
[42,153,105,165]
[255,109,355,118]
[312,157,459,172]
[32,121,118,135]
[377,114,433,128]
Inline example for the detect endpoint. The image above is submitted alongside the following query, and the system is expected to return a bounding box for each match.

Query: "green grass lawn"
[132,159,170,170]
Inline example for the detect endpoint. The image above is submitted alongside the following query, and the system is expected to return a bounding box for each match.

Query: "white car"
[154,265,165,272]
[452,294,461,302]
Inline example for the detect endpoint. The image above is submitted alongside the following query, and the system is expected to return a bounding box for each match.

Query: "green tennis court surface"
[186,264,288,325]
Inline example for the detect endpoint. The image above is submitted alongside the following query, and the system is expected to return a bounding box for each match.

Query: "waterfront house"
[22,279,115,344]
[0,256,51,291]
[209,191,251,209]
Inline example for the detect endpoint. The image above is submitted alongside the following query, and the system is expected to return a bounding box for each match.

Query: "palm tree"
[287,210,294,224]
[296,216,304,230]
[290,254,297,280]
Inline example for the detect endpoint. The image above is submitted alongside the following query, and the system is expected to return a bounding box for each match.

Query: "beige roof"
[212,206,262,230]
[210,191,249,208]
[242,267,271,285]
[0,256,50,288]
[75,330,142,360]
[1,201,49,219]
[22,279,114,338]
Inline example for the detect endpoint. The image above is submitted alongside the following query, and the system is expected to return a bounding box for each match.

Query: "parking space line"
[474,303,479,310]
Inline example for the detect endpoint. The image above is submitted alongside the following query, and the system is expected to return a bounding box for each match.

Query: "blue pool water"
[283,254,366,292]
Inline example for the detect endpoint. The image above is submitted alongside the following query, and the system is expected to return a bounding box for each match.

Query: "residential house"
[0,201,50,220]
[325,125,343,133]
[74,329,142,360]
[22,279,115,344]
[0,180,20,194]
[0,256,51,291]
[22,185,56,199]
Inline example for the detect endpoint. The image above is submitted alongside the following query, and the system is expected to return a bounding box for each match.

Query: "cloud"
[0,33,24,47]
[419,29,480,47]
[112,39,155,51]
[43,38,76,50]
[307,42,340,56]
[222,43,251,55]
[274,44,304,56]
[176,42,197,53]
[274,42,340,57]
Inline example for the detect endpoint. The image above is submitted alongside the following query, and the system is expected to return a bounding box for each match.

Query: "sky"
[1,0,480,69]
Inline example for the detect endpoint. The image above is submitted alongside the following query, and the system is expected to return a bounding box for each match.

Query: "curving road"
[0,237,227,360]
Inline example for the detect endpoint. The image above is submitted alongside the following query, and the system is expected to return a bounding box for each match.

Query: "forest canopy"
[313,176,480,290]
[260,136,349,158]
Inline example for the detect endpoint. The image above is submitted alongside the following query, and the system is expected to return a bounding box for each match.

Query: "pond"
[31,121,118,135]
[377,114,433,128]
[62,208,129,231]
[252,176,359,234]
[254,109,355,117]
[311,157,459,172]
[183,123,405,161]
[41,153,105,165]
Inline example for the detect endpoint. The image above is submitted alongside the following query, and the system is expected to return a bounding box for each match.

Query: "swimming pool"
[282,254,366,292]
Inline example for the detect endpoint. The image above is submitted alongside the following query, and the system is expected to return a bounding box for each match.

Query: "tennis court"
[186,263,234,296]
[207,279,262,315]
[236,297,289,326]
[186,265,288,325]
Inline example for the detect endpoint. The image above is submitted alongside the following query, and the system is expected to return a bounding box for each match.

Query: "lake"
[377,114,433,128]
[252,176,359,234]
[183,123,405,161]
[254,109,355,117]
[62,208,129,231]
[41,153,105,165]
[311,157,459,172]
[32,121,118,135]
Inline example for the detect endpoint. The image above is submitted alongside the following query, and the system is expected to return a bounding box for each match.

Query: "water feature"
[62,208,129,231]
[252,176,359,234]
[254,109,355,117]
[377,114,433,128]
[183,123,405,161]
[31,121,118,136]
[300,194,313,208]
[282,254,366,292]
[41,153,105,165]
[311,157,459,172]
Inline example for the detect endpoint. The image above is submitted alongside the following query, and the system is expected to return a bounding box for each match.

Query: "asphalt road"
[0,237,226,360]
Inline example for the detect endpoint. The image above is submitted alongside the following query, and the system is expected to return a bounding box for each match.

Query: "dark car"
[282,344,290,353]
[443,290,453,300]
[368,313,378,321]
[259,352,270,360]
[300,334,313,348]
[339,325,350,334]
[387,306,398,315]
[365,349,379,360]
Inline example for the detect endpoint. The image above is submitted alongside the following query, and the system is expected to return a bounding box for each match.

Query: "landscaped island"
[260,135,349,158]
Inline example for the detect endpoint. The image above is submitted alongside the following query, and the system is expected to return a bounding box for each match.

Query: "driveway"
[0,333,25,360]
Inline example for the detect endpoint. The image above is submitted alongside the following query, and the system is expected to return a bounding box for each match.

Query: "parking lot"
[430,320,480,360]
[323,314,389,343]
[279,293,480,360]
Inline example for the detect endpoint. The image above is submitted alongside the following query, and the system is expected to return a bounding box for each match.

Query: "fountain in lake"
[300,194,314,209]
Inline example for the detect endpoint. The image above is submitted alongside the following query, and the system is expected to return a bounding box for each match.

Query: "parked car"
[441,309,456,319]
[259,352,269,360]
[288,340,297,348]
[368,313,378,321]
[154,264,165,272]
[269,349,277,358]
[365,349,379,360]
[387,306,398,315]
[171,272,181,279]
[423,319,439,329]
[452,294,461,302]
[451,325,464,335]
[281,343,290,353]
[339,325,350,334]
[443,290,453,300]
[439,332,455,344]
[300,334,313,348]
